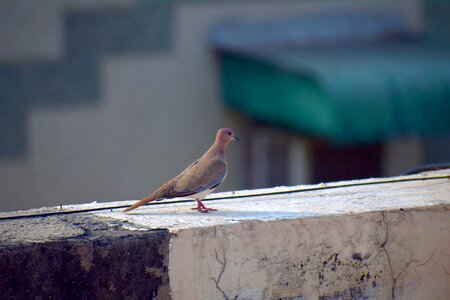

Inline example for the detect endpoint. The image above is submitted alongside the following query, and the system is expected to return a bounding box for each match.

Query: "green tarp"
[220,42,450,144]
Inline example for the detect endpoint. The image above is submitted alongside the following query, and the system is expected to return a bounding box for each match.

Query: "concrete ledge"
[1,171,449,299]
[0,215,170,299]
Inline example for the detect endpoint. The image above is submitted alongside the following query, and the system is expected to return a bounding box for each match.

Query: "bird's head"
[216,128,239,145]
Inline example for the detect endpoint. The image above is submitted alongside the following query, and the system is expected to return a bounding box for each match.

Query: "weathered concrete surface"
[104,170,448,300]
[0,170,449,299]
[0,215,170,299]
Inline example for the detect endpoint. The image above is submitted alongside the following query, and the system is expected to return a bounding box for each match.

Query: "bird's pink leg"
[191,199,217,213]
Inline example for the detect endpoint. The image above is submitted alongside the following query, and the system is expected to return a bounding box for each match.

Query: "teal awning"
[218,42,450,144]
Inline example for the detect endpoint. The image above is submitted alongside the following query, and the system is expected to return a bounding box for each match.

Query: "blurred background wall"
[0,0,448,212]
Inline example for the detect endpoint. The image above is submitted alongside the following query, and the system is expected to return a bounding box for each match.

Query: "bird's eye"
[228,132,232,135]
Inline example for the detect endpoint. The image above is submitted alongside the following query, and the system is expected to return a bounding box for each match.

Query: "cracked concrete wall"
[170,205,450,299]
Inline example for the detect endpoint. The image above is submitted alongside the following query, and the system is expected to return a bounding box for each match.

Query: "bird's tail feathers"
[123,193,158,212]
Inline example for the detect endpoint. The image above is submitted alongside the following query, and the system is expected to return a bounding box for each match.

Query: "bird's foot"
[191,199,217,213]
[198,207,217,213]
[190,206,217,213]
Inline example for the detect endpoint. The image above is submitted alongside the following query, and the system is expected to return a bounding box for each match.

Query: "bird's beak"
[234,135,240,142]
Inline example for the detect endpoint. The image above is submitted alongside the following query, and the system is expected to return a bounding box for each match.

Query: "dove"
[124,128,239,213]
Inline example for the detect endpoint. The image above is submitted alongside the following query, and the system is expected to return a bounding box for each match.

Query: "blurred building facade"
[0,0,448,211]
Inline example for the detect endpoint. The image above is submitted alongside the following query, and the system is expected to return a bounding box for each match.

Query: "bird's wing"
[162,157,227,198]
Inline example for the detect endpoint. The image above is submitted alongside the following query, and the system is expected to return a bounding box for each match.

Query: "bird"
[123,128,239,213]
